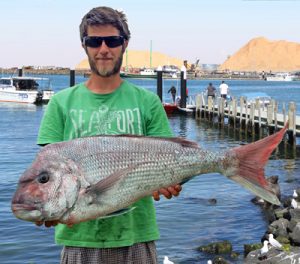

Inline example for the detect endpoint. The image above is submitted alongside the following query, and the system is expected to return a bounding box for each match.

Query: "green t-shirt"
[37,80,173,248]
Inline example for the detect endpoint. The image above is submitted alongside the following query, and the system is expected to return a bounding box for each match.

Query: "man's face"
[83,25,127,77]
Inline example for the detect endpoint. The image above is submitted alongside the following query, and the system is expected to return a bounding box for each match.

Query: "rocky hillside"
[219,37,300,72]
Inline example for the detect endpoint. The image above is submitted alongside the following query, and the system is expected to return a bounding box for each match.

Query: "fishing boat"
[163,103,178,114]
[120,68,157,79]
[0,76,54,104]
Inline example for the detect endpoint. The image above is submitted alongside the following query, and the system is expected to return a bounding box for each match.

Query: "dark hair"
[79,6,131,43]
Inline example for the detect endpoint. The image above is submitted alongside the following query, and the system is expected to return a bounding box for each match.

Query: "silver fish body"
[12,127,286,225]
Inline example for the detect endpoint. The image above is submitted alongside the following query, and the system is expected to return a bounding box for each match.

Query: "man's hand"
[35,220,59,228]
[152,184,182,201]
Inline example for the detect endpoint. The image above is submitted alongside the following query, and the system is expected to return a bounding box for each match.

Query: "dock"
[192,94,299,144]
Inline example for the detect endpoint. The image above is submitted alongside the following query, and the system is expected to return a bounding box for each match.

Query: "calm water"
[0,75,299,264]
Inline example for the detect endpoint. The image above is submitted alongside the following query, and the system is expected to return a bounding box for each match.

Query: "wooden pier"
[194,94,299,144]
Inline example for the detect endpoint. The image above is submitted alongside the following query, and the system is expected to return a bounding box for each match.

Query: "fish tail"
[226,123,288,205]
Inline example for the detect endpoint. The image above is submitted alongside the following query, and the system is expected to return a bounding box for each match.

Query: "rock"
[212,256,231,264]
[229,251,239,259]
[243,243,261,257]
[289,208,300,221]
[267,218,289,237]
[276,235,290,245]
[208,198,217,205]
[197,241,232,254]
[288,218,299,232]
[289,222,300,246]
[244,246,300,264]
[274,207,289,219]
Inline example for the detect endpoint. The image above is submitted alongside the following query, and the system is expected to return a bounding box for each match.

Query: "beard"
[88,50,123,78]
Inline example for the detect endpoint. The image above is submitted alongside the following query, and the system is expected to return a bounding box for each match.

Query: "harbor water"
[0,75,299,264]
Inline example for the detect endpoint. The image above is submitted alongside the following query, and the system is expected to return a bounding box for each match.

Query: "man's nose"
[97,40,110,53]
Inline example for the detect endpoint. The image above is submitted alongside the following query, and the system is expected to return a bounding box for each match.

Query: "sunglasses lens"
[105,36,124,47]
[84,37,103,48]
[84,36,124,48]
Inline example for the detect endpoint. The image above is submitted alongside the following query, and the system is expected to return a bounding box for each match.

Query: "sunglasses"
[83,36,124,48]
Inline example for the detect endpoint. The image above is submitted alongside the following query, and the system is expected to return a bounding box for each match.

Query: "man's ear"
[122,40,129,53]
[82,43,88,54]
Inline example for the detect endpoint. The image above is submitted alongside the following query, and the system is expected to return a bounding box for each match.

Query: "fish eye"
[37,172,50,184]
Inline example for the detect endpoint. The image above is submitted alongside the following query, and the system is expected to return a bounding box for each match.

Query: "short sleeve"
[37,96,65,145]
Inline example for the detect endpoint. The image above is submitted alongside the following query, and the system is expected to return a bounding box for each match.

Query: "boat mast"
[126,49,128,72]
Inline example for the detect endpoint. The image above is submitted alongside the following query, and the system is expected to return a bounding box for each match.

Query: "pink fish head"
[11,152,80,223]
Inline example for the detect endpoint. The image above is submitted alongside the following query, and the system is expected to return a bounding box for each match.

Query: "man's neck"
[85,73,123,94]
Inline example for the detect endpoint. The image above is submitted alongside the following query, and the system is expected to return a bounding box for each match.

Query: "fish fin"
[97,207,136,219]
[107,134,200,149]
[228,123,288,205]
[85,161,152,195]
[85,165,136,195]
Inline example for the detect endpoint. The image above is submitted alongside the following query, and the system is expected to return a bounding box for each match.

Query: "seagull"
[163,256,174,264]
[268,234,282,249]
[291,198,298,209]
[259,240,269,260]
[293,189,298,199]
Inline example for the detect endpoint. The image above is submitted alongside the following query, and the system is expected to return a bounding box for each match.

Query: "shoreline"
[1,68,299,81]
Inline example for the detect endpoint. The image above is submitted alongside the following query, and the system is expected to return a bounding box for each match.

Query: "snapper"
[11,124,287,225]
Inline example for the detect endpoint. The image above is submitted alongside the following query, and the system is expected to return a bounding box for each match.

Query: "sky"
[1,0,300,68]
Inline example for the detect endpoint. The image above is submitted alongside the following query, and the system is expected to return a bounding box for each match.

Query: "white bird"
[207,260,213,264]
[163,256,174,264]
[258,241,269,260]
[260,240,269,255]
[268,234,282,249]
[293,189,298,199]
[291,198,298,209]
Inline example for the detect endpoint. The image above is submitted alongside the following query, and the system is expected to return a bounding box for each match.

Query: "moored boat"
[120,68,157,79]
[266,73,296,81]
[0,76,54,104]
[163,102,178,114]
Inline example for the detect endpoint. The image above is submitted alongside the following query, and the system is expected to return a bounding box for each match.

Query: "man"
[206,82,216,99]
[37,6,181,264]
[167,86,176,103]
[219,80,229,99]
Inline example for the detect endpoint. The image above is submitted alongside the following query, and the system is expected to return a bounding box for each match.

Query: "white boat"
[0,76,54,104]
[266,73,296,82]
[139,68,156,76]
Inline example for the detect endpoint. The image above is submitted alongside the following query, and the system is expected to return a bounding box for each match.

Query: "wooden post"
[245,99,249,128]
[274,100,278,130]
[70,69,75,87]
[195,94,202,120]
[288,102,296,144]
[156,66,163,102]
[240,96,245,129]
[282,102,286,126]
[232,98,237,128]
[255,98,262,129]
[267,105,273,125]
[180,66,187,108]
[250,103,255,135]
[18,68,23,77]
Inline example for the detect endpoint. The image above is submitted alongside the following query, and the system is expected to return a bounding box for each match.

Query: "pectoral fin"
[85,166,135,195]
[85,161,153,195]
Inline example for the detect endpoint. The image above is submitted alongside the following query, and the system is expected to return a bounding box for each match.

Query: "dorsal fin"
[87,134,200,149]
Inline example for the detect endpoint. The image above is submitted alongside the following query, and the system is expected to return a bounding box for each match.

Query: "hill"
[219,37,300,72]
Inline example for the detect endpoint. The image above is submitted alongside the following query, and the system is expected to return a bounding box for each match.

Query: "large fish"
[11,124,287,225]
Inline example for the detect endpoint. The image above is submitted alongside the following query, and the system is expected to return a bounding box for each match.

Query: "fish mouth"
[11,203,37,212]
[11,203,43,221]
